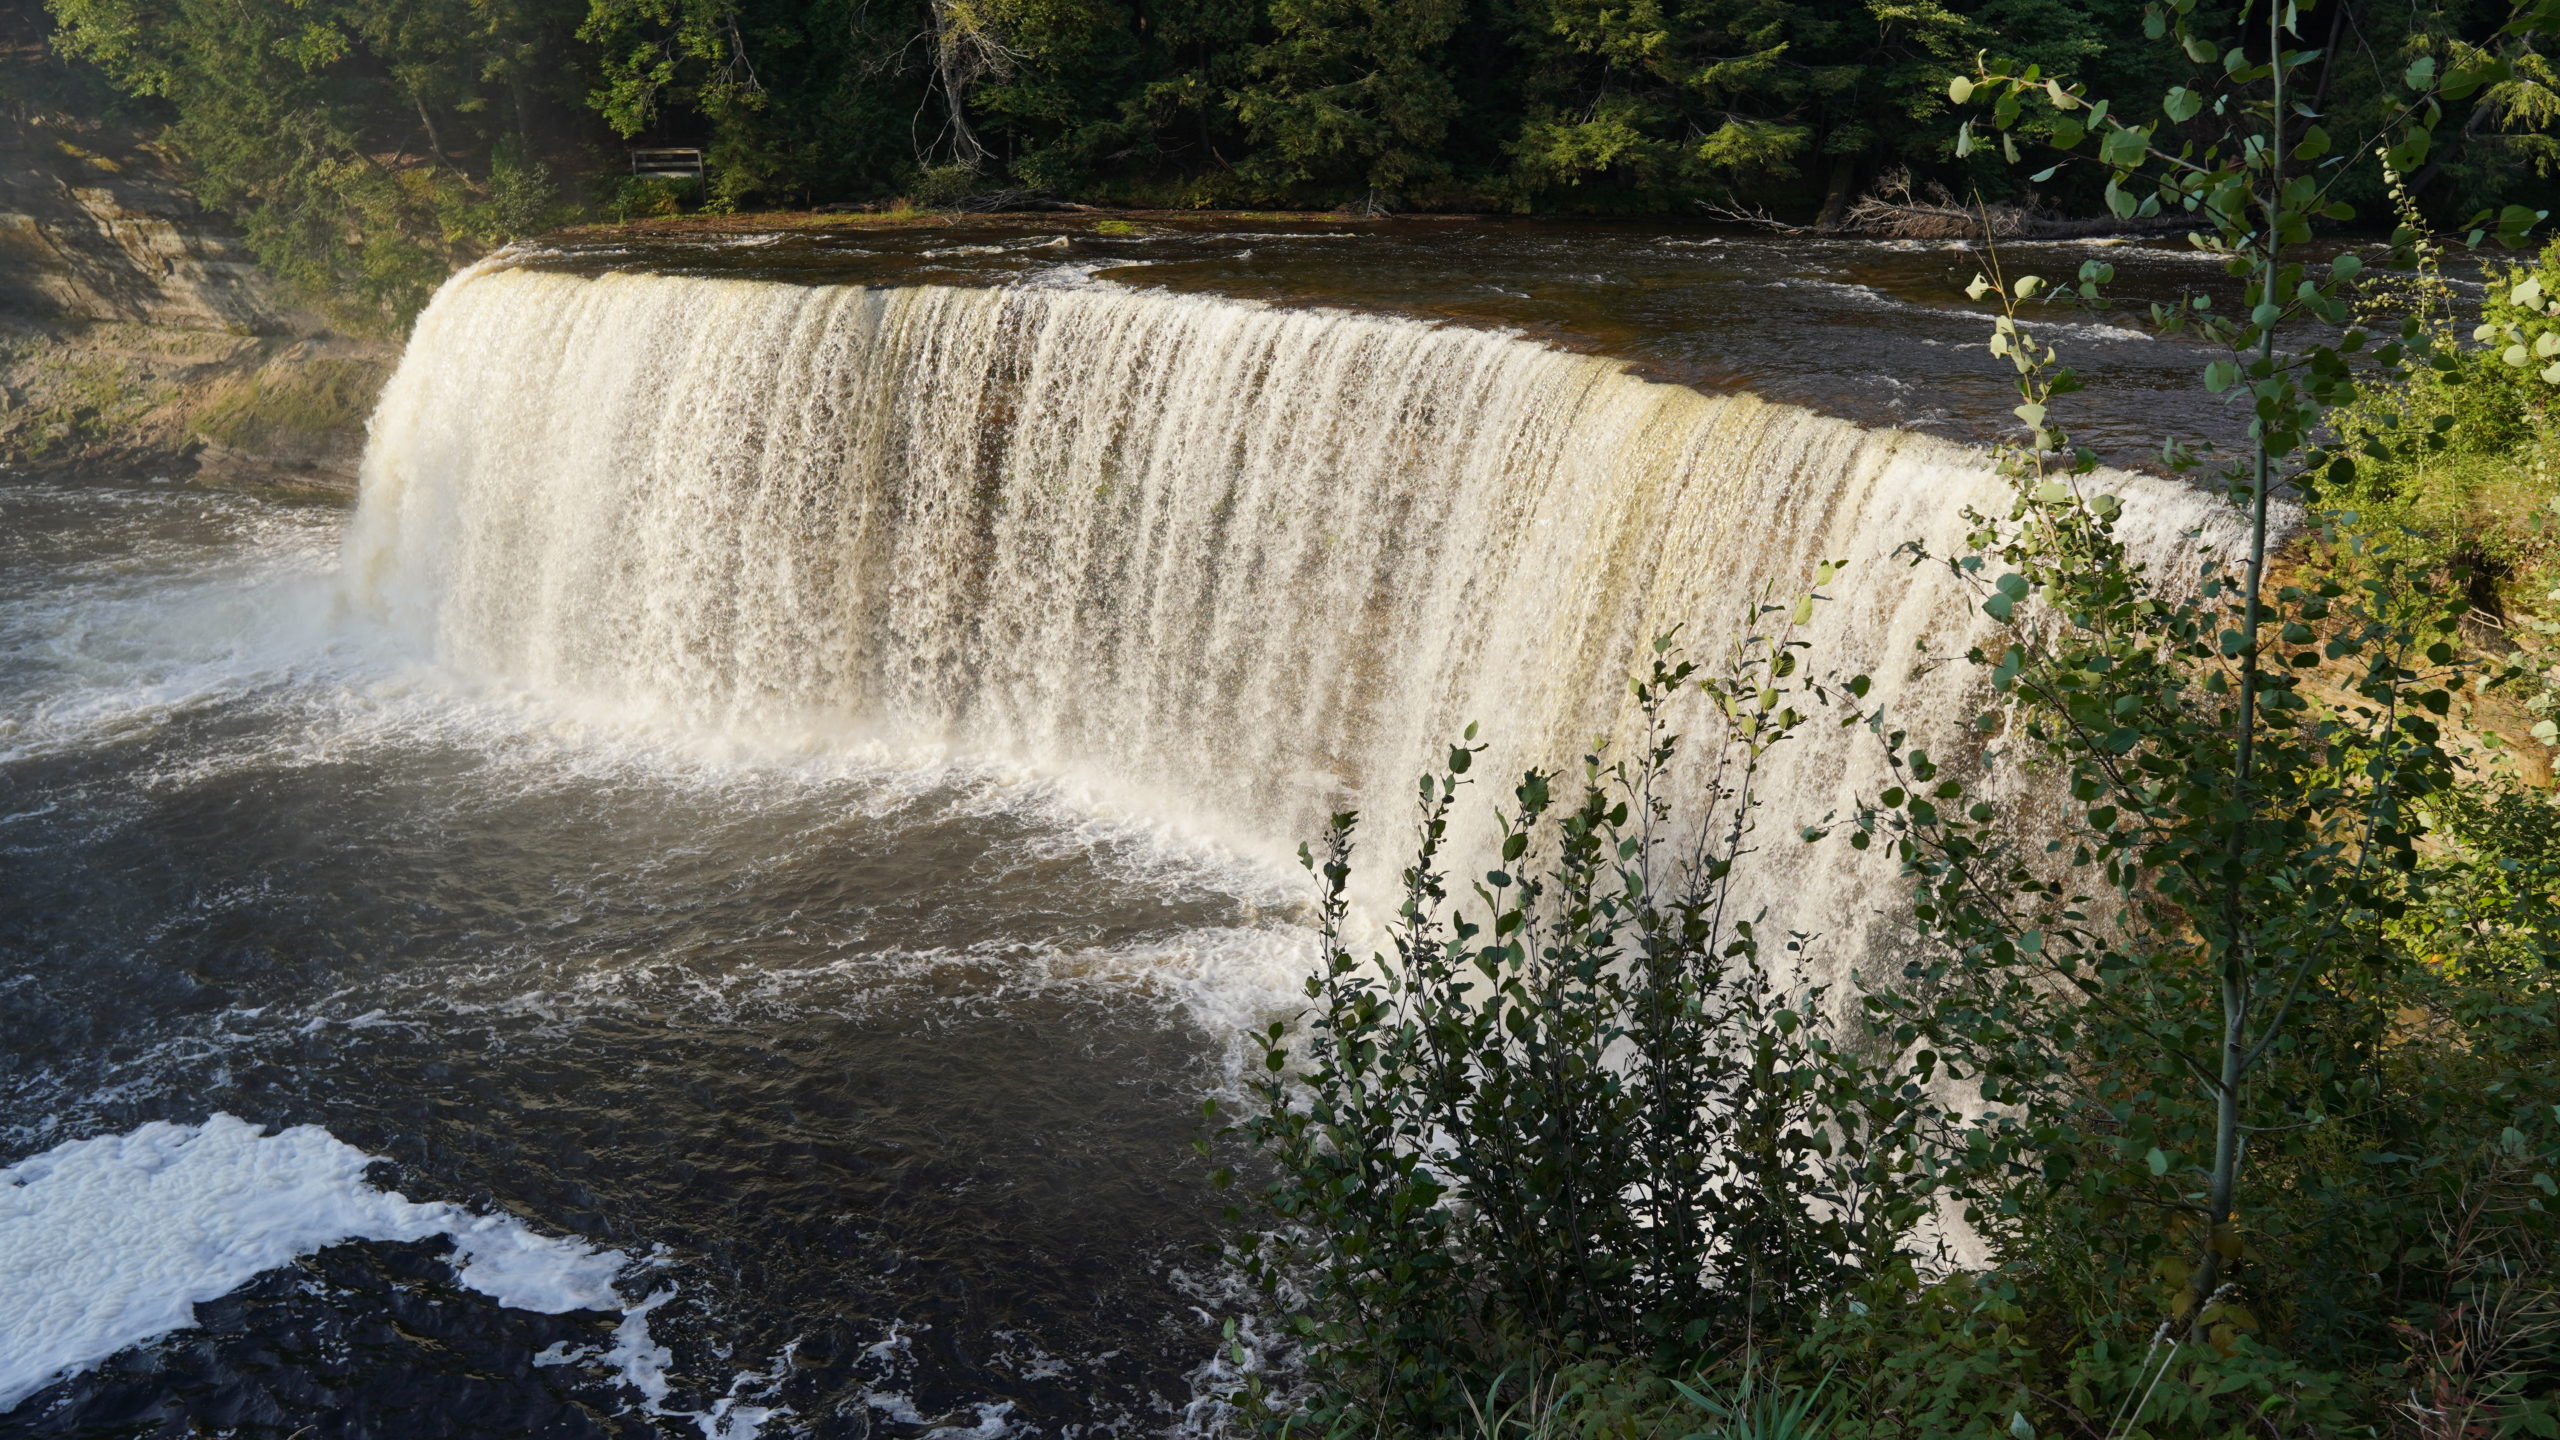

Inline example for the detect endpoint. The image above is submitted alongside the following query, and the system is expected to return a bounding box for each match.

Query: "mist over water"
[4,246,2247,1436]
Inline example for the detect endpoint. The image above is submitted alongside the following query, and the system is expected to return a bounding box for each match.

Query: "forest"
[3,0,2551,319]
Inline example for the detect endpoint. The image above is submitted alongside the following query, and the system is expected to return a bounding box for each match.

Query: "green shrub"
[1227,608,1947,1435]
[610,175,694,222]
[909,164,982,211]
[2335,207,2560,615]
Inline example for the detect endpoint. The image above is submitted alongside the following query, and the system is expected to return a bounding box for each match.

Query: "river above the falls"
[516,214,2285,466]
[0,224,2258,1438]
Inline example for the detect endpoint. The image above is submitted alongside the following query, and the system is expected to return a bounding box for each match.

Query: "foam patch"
[0,1115,628,1411]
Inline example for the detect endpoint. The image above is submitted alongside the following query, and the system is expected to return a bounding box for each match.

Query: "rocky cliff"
[0,115,393,495]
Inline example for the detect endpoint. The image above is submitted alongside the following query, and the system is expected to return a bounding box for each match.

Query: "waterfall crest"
[345,264,2241,965]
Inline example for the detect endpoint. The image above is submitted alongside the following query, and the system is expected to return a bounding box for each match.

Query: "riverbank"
[0,115,392,496]
[0,316,393,497]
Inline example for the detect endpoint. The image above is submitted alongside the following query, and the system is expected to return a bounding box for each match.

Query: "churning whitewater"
[346,262,2247,972]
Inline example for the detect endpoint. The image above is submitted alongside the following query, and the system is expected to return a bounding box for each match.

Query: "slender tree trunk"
[2312,0,2351,113]
[413,94,451,166]
[929,0,999,170]
[2193,0,2284,1321]
[1817,155,1858,230]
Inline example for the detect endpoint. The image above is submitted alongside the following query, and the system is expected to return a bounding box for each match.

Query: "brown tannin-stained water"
[0,223,2253,1439]
[509,215,2262,463]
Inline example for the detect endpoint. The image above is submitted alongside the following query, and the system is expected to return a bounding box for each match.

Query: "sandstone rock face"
[0,118,280,334]
[0,117,392,495]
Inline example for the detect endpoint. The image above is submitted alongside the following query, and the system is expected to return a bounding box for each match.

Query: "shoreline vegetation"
[5,0,2551,486]
[5,0,2551,324]
[1221,3,2560,1437]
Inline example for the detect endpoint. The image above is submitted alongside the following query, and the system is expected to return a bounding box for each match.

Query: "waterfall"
[344,263,2244,974]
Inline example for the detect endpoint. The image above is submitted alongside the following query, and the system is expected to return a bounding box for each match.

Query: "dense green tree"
[929,0,1260,197]
[46,0,590,322]
[580,0,927,206]
[32,0,2560,288]
[1229,0,1466,204]
[2,0,143,125]
[1503,0,2148,215]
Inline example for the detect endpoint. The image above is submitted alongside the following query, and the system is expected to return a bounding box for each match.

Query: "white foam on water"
[1776,276,2155,341]
[0,1114,614,1406]
[863,1392,1017,1440]
[0,1115,784,1433]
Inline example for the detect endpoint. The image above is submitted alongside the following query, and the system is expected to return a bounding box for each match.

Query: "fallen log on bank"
[1837,194,2192,240]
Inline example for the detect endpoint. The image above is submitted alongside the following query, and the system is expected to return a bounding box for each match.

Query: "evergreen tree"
[34,0,2559,252]
[1230,0,1466,205]
[48,0,589,321]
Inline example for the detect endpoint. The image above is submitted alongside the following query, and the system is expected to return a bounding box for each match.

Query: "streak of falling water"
[343,263,2251,983]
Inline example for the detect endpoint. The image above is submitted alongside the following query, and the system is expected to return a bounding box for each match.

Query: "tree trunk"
[413,94,450,166]
[1816,155,1858,231]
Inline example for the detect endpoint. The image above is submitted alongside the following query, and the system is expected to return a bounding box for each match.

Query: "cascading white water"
[344,263,2245,977]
